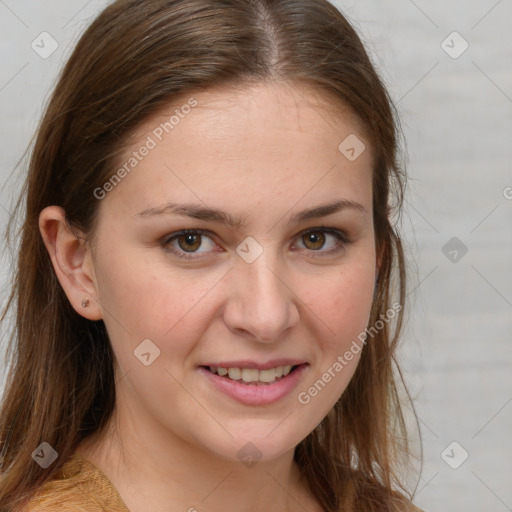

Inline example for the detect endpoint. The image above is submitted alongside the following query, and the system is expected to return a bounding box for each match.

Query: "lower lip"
[198,364,308,406]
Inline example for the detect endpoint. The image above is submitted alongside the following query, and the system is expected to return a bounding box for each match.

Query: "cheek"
[299,257,375,342]
[329,269,374,336]
[294,263,374,413]
[294,246,375,395]
[93,246,226,357]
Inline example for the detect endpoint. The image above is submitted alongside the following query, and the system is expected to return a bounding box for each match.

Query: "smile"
[206,365,296,384]
[198,363,309,406]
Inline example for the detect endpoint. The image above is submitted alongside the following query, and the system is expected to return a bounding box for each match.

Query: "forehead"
[99,81,374,222]
[127,79,371,158]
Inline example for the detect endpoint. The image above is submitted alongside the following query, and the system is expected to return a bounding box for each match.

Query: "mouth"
[198,362,309,405]
[200,364,303,385]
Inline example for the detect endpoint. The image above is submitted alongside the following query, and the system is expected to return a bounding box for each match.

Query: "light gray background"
[1,1,511,511]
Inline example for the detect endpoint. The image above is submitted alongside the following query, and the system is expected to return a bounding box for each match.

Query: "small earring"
[81,298,90,308]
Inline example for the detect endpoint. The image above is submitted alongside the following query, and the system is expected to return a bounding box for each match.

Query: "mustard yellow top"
[22,453,130,512]
[20,452,424,512]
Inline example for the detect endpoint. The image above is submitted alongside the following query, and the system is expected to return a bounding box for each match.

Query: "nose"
[223,249,300,343]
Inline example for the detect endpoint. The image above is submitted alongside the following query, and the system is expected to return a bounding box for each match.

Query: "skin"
[40,81,377,512]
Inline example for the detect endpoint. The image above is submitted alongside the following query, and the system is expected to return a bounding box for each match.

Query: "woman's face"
[89,81,376,463]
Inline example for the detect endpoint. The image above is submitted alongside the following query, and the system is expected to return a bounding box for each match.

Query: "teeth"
[228,368,242,380]
[208,365,296,383]
[259,369,276,383]
[241,369,259,382]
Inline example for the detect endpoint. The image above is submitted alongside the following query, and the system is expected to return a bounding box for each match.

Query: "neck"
[76,402,321,512]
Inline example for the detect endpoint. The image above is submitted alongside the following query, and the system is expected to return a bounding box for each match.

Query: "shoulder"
[19,453,130,512]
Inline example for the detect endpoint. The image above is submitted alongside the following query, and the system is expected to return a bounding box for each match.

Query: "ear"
[39,206,103,321]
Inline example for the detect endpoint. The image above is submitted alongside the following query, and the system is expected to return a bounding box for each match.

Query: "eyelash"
[161,227,352,260]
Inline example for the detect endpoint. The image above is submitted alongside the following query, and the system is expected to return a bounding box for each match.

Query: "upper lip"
[200,359,307,370]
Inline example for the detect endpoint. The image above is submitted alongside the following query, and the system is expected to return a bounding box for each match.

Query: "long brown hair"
[0,0,419,510]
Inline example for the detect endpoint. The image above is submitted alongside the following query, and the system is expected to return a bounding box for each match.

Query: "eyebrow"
[135,199,366,227]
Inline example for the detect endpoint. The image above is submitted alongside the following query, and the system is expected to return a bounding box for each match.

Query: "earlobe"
[39,206,103,321]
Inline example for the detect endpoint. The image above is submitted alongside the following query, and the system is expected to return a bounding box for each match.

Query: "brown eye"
[177,233,202,252]
[163,229,217,259]
[302,231,326,250]
[294,227,351,256]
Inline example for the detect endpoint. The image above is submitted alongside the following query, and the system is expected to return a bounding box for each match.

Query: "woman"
[0,0,422,510]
